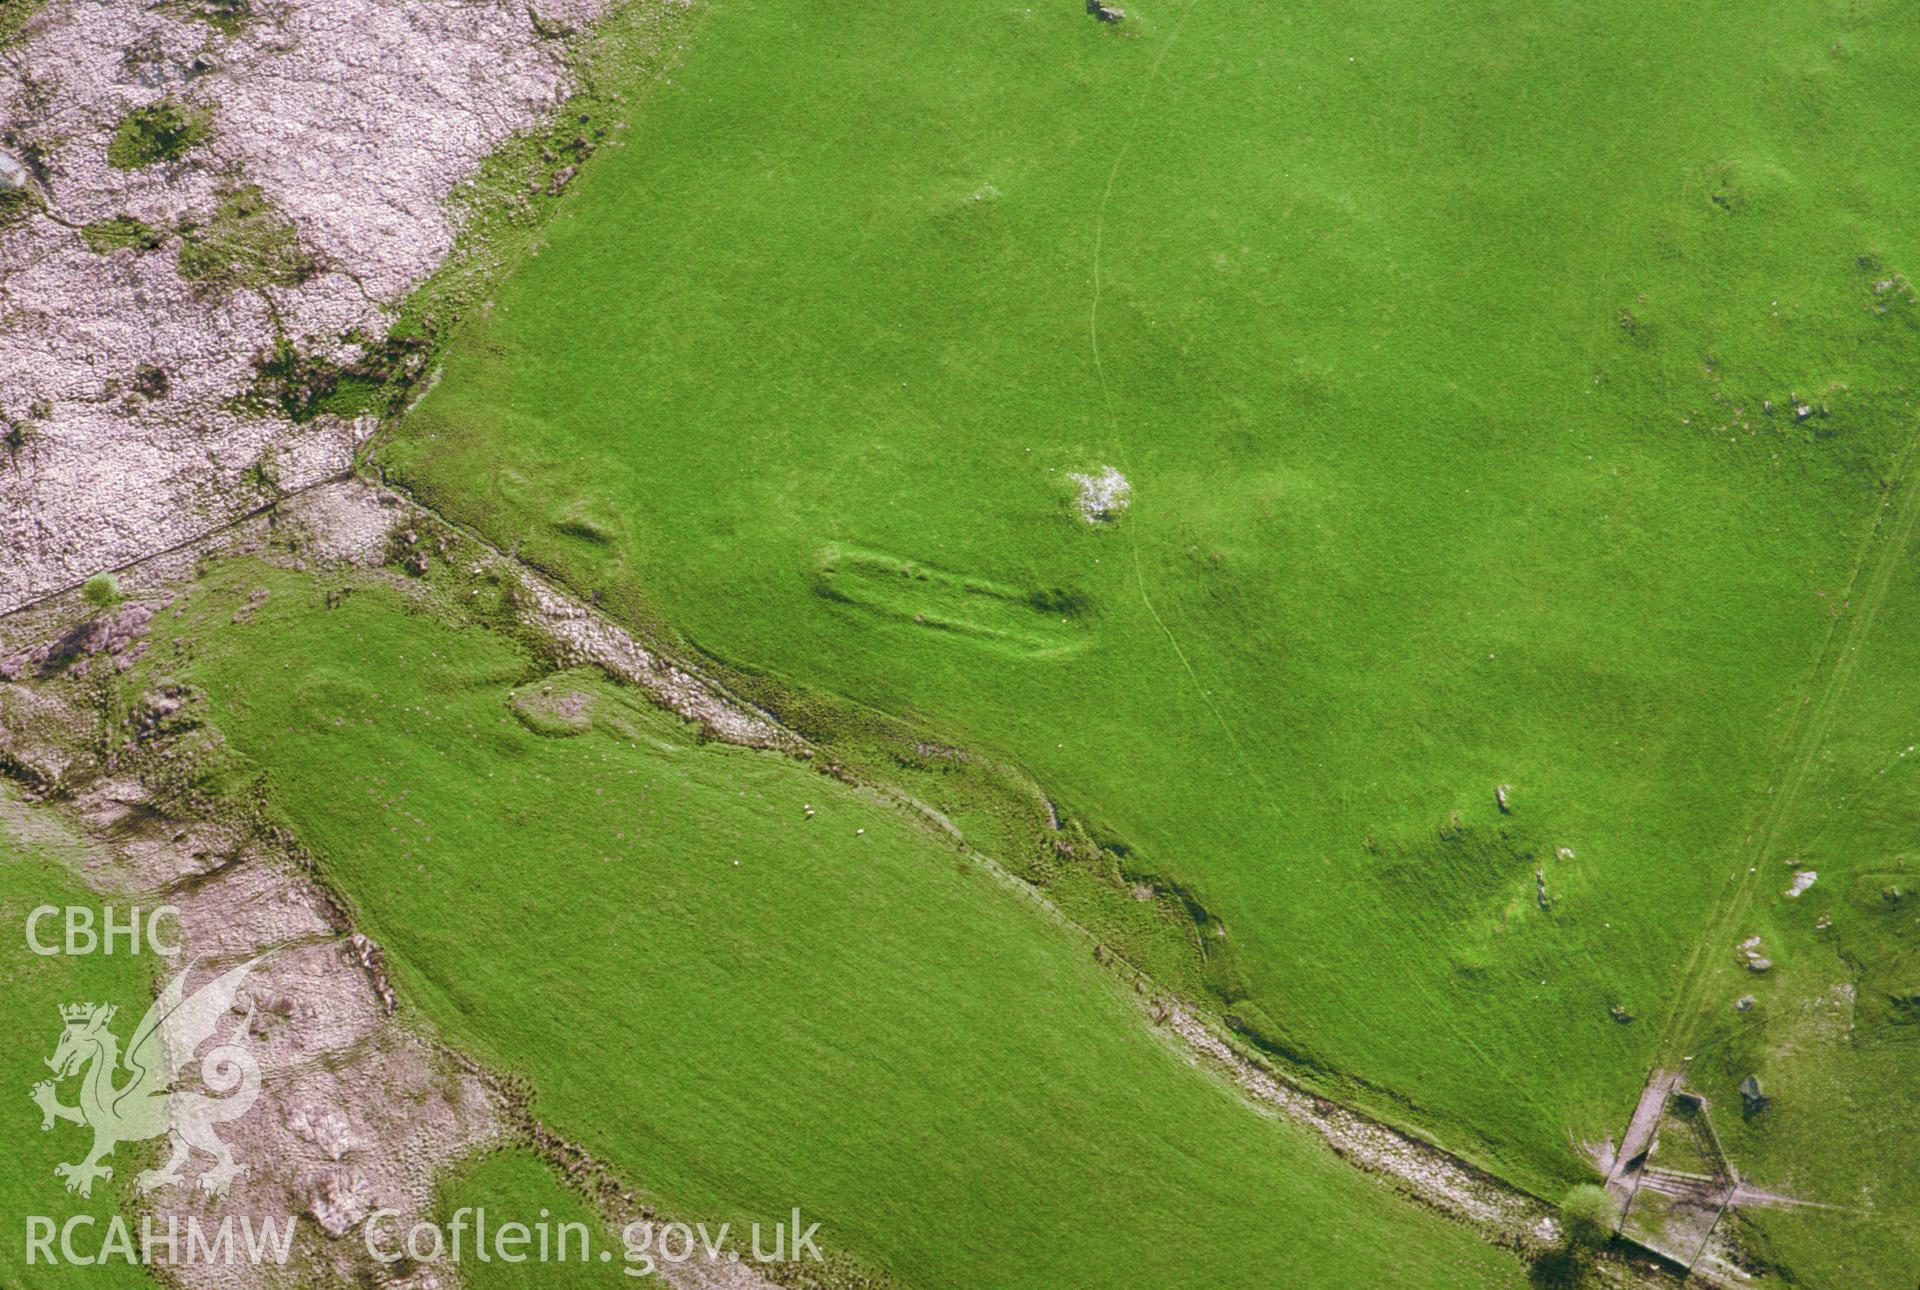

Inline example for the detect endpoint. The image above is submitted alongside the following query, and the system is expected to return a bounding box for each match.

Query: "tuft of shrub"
[106,100,213,169]
[180,0,252,35]
[242,337,338,421]
[0,182,41,230]
[1558,1183,1620,1250]
[176,185,315,290]
[81,573,123,608]
[81,215,166,254]
[131,364,169,398]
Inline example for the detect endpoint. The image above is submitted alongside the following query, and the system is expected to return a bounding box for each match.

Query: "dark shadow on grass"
[1526,1248,1593,1289]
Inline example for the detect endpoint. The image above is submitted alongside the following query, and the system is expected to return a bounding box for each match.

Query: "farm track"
[1656,423,1920,1056]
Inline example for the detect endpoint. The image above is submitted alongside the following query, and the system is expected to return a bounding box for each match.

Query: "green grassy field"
[434,1151,640,1286]
[126,559,1525,1287]
[381,0,1920,1233]
[0,789,155,1289]
[1671,476,1920,1285]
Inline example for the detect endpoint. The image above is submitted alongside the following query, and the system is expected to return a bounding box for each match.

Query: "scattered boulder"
[1738,1075,1770,1115]
[1067,465,1132,522]
[132,684,198,743]
[130,363,169,399]
[509,685,594,736]
[1735,994,1756,1012]
[0,601,156,680]
[1609,1003,1633,1024]
[346,933,397,1013]
[0,683,89,789]
[1747,956,1773,973]
[229,586,270,624]
[1085,0,1125,20]
[308,1165,373,1236]
[288,1103,360,1161]
[1738,936,1772,972]
[1495,783,1513,814]
[1784,869,1817,898]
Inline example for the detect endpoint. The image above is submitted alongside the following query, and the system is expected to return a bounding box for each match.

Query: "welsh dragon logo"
[30,954,270,1198]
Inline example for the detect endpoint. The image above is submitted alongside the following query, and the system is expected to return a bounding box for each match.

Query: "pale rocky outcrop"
[0,0,607,611]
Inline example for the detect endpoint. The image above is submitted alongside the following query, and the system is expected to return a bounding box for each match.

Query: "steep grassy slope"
[380,0,1920,1232]
[134,560,1524,1288]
